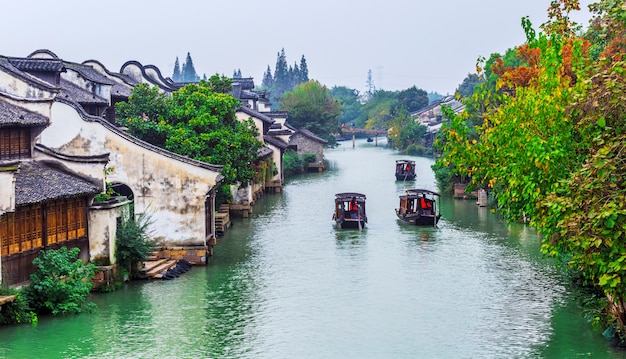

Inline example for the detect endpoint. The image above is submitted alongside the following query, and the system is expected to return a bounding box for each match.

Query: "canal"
[1,138,626,358]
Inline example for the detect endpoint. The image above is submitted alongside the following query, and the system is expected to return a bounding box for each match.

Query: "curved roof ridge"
[27,49,60,59]
[82,59,140,86]
[120,60,180,92]
[35,143,109,163]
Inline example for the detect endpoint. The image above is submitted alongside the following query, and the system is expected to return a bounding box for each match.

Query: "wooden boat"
[395,189,441,226]
[332,192,367,230]
[395,159,416,181]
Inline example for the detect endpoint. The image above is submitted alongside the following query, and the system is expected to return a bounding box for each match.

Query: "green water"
[1,139,625,358]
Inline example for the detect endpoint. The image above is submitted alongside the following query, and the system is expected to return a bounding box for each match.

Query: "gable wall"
[290,134,324,162]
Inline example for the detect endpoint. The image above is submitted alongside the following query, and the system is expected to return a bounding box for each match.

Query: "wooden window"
[76,199,87,238]
[0,127,31,160]
[0,213,14,256]
[1,199,88,256]
[45,198,87,246]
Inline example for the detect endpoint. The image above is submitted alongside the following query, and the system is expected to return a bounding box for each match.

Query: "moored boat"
[332,192,367,230]
[395,159,416,181]
[395,189,441,226]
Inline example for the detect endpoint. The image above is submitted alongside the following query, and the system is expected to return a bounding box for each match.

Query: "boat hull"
[395,210,440,226]
[336,218,367,229]
[395,173,416,181]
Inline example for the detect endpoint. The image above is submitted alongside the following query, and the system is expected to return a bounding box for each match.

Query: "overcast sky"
[2,0,594,95]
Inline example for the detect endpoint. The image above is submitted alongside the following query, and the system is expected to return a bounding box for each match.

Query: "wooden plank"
[0,295,16,306]
[145,259,177,278]
[141,259,167,272]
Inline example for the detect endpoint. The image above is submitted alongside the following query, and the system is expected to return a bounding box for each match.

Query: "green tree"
[172,57,182,82]
[271,48,290,107]
[261,65,273,89]
[455,73,483,98]
[181,52,200,83]
[116,79,262,186]
[396,86,428,113]
[279,80,342,145]
[330,86,362,126]
[115,83,171,147]
[299,55,309,83]
[537,0,626,337]
[386,107,427,152]
[357,90,397,129]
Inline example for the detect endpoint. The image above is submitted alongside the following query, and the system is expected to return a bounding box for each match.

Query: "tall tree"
[261,65,273,89]
[330,86,361,126]
[299,55,309,83]
[172,57,182,82]
[455,73,483,98]
[396,86,428,113]
[181,52,200,83]
[279,80,342,145]
[271,48,290,106]
[115,80,262,187]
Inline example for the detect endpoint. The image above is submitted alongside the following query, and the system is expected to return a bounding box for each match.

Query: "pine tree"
[181,52,200,83]
[271,48,290,107]
[291,62,301,87]
[172,57,181,82]
[299,55,309,83]
[261,65,273,89]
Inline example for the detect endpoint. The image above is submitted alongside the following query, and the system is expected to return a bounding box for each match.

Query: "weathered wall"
[290,134,324,163]
[88,201,130,263]
[0,169,16,215]
[0,67,57,101]
[41,101,221,247]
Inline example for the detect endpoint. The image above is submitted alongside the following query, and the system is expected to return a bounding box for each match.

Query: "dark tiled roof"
[7,57,65,72]
[294,128,328,144]
[237,106,274,125]
[233,78,255,90]
[111,83,132,98]
[0,58,59,92]
[0,100,48,127]
[15,161,99,205]
[264,135,289,149]
[65,63,116,85]
[59,79,108,105]
[257,145,273,159]
[268,129,293,136]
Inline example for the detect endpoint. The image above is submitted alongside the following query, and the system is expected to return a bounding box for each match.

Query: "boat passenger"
[349,197,359,211]
[420,195,433,215]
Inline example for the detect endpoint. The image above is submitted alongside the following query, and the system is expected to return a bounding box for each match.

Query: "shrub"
[302,153,317,164]
[283,149,305,176]
[24,247,96,315]
[0,287,36,324]
[116,207,155,276]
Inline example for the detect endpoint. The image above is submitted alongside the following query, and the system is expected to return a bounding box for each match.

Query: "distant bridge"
[339,127,388,147]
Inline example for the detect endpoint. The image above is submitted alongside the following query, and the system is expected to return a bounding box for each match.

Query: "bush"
[283,149,305,176]
[0,287,36,324]
[116,206,155,276]
[302,153,317,164]
[24,247,96,316]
